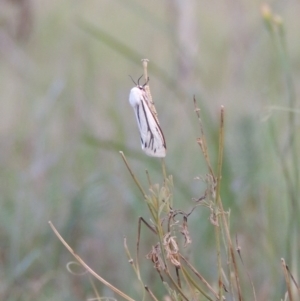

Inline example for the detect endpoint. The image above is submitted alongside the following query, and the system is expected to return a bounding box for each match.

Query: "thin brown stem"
[49,221,136,301]
[281,258,294,301]
[120,151,146,198]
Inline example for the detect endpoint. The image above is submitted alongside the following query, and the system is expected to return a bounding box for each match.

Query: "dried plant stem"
[146,170,152,186]
[136,217,156,280]
[145,286,159,301]
[215,106,224,211]
[155,218,168,271]
[193,100,229,299]
[217,107,243,300]
[214,106,225,300]
[180,264,216,301]
[120,152,157,222]
[142,58,149,82]
[138,209,189,300]
[161,158,167,183]
[120,151,146,198]
[179,268,197,300]
[124,237,146,301]
[285,262,300,294]
[164,270,190,301]
[49,221,136,301]
[193,96,215,180]
[180,254,219,299]
[142,58,159,123]
[281,258,294,301]
[88,274,101,300]
[136,217,189,301]
[236,235,257,301]
[214,222,223,299]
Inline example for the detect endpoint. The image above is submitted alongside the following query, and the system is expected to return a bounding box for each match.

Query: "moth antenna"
[143,76,150,87]
[128,75,137,86]
[137,74,143,86]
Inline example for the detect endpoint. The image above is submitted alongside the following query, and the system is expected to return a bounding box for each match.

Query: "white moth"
[129,77,166,157]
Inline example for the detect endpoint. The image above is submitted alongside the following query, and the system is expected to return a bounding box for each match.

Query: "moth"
[129,76,166,157]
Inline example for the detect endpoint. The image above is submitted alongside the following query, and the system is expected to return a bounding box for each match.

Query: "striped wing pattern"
[129,86,166,158]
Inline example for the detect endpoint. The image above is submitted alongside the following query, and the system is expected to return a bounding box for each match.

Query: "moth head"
[129,75,149,90]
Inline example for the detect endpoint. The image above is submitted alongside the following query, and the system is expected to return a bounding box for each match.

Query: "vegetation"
[0,1,299,300]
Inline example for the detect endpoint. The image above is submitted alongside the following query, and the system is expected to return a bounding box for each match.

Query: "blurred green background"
[1,0,300,300]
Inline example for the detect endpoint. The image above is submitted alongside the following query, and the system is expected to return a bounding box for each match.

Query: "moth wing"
[139,100,166,157]
[129,87,166,158]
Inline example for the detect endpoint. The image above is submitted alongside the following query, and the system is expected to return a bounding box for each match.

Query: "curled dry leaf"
[163,233,181,268]
[146,244,165,271]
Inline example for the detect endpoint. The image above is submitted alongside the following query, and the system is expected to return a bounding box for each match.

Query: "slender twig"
[145,170,152,187]
[163,269,190,301]
[142,59,149,83]
[281,258,294,301]
[285,263,300,293]
[136,217,157,274]
[120,151,146,198]
[145,286,159,301]
[180,254,219,299]
[49,221,136,301]
[193,96,215,180]
[161,158,167,184]
[124,237,146,301]
[215,106,225,300]
[142,59,158,122]
[236,235,257,301]
[88,274,101,301]
[217,107,243,300]
[180,265,215,301]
